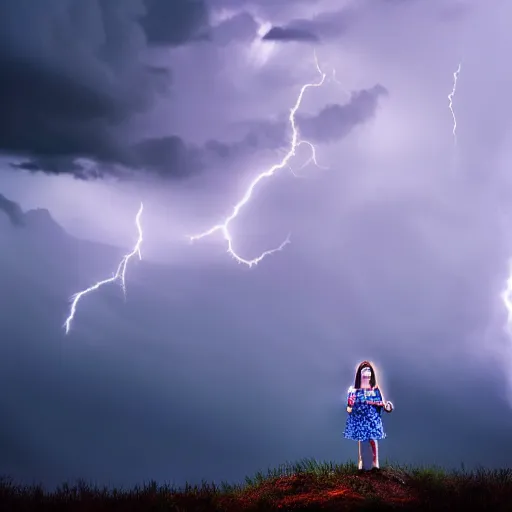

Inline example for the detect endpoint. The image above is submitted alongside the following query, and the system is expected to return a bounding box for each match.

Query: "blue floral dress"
[343,386,386,441]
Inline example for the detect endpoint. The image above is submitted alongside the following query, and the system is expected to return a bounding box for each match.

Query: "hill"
[1,460,511,511]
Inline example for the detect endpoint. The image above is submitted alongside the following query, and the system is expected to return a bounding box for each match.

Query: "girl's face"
[361,366,372,388]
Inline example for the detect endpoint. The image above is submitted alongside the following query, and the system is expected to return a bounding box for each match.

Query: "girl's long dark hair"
[354,360,377,389]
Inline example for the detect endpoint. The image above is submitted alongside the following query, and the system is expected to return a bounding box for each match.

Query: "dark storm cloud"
[262,26,319,43]
[298,85,388,143]
[11,136,204,181]
[10,84,387,180]
[11,158,94,179]
[262,7,356,42]
[140,0,209,45]
[204,84,388,164]
[0,194,24,226]
[131,136,204,178]
[0,0,208,177]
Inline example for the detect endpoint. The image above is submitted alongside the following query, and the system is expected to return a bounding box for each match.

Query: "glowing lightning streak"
[448,62,461,143]
[63,203,144,334]
[501,260,512,335]
[189,55,327,267]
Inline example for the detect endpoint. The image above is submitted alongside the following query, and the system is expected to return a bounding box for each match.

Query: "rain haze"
[1,0,512,490]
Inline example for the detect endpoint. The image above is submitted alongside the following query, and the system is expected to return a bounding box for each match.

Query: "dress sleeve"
[374,387,383,405]
[347,386,356,406]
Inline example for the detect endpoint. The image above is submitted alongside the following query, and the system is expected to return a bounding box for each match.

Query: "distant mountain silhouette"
[0,193,68,240]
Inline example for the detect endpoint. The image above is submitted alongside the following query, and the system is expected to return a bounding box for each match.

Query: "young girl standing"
[343,360,394,470]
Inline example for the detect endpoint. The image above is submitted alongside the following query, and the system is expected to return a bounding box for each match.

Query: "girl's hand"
[384,401,394,413]
[346,406,352,413]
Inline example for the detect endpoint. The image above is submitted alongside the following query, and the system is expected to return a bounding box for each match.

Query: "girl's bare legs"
[358,441,363,470]
[369,440,379,469]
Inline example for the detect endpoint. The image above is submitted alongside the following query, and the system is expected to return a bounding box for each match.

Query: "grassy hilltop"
[1,459,511,511]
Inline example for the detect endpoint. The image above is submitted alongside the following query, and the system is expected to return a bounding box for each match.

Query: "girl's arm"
[346,386,356,413]
[376,386,394,412]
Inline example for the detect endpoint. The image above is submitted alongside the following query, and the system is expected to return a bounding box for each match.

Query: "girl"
[343,360,393,470]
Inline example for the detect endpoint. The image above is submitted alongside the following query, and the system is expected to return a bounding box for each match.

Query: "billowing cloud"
[203,84,388,164]
[130,136,204,178]
[11,159,95,179]
[0,0,387,181]
[298,85,388,143]
[140,0,209,45]
[9,83,387,180]
[259,7,355,43]
[0,0,207,177]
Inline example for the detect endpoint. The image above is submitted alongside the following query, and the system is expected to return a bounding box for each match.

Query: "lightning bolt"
[189,54,327,267]
[448,62,461,142]
[501,260,512,335]
[63,202,144,334]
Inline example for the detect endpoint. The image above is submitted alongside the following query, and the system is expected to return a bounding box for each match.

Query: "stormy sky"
[1,0,512,490]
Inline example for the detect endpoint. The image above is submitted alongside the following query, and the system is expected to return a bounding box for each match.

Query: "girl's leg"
[357,441,363,470]
[369,440,379,469]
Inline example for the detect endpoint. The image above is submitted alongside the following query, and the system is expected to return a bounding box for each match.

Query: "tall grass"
[1,459,511,511]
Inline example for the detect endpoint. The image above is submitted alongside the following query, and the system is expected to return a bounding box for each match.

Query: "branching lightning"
[63,202,144,334]
[448,62,461,143]
[189,54,327,267]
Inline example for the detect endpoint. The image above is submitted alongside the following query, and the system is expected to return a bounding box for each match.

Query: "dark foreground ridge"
[1,460,511,511]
